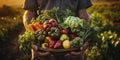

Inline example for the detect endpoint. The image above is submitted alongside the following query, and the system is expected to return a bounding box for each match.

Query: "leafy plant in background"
[0,16,23,42]
[88,4,120,23]
[85,12,120,60]
[0,16,24,60]
[99,31,120,60]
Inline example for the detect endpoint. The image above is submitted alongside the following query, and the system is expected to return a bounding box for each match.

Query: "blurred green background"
[0,0,120,60]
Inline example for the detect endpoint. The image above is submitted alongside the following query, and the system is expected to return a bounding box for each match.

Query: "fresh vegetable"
[19,8,98,52]
[43,19,58,32]
[64,16,82,28]
[48,27,61,40]
[70,34,76,40]
[31,15,47,24]
[63,40,70,49]
[63,16,90,33]
[49,40,56,48]
[35,30,46,40]
[34,30,46,46]
[41,43,48,49]
[54,40,62,49]
[61,29,69,34]
[41,7,73,23]
[19,31,35,54]
[60,34,69,41]
[28,24,35,32]
[45,36,52,43]
[33,22,44,30]
[70,37,83,48]
[28,22,44,32]
[49,19,58,27]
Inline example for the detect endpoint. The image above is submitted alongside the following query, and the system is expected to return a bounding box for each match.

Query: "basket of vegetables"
[19,7,98,55]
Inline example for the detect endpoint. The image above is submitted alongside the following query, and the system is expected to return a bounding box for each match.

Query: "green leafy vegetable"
[70,37,83,48]
[19,31,35,55]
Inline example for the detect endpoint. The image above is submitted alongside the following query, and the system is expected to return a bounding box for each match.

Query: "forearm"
[23,10,37,30]
[78,9,90,22]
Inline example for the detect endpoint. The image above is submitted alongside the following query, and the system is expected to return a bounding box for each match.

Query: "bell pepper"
[45,36,52,43]
[70,34,76,40]
[49,40,56,48]
[41,43,48,49]
[54,40,62,49]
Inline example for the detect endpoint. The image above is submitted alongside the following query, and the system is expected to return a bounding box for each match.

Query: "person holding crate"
[23,0,92,60]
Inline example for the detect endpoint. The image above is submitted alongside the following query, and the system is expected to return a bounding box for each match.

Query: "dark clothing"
[23,0,92,60]
[24,0,92,15]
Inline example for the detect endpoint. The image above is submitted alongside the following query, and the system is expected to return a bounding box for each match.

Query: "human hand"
[64,42,89,58]
[31,45,51,56]
[79,9,90,22]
